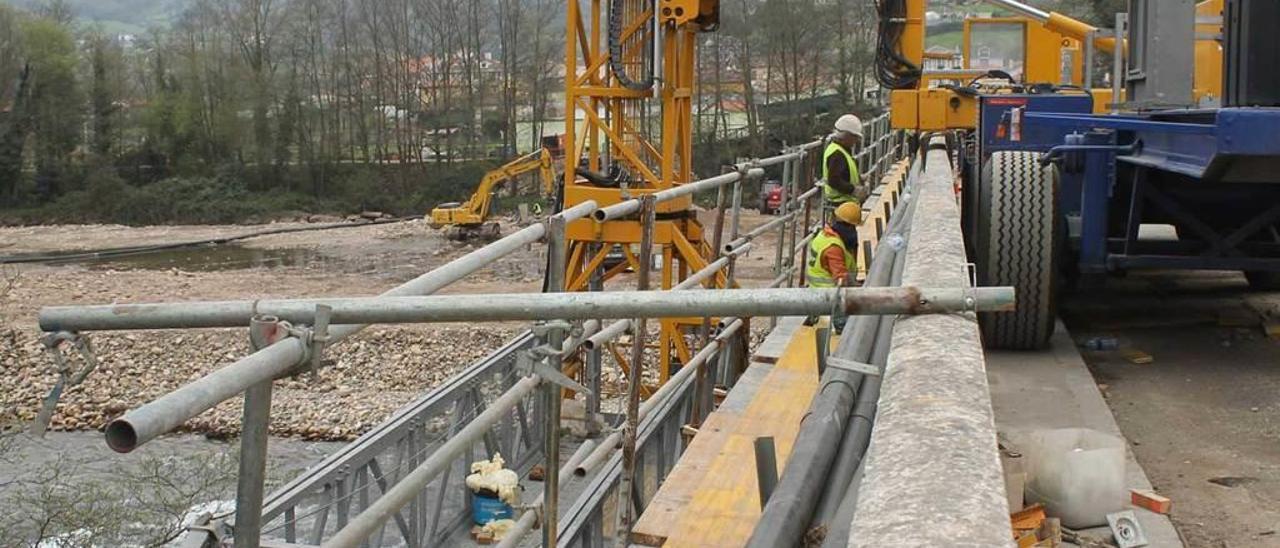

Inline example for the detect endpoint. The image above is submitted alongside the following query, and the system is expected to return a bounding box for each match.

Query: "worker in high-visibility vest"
[805,202,863,332]
[822,114,866,209]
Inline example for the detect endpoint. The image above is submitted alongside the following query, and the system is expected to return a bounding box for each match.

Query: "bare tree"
[221,0,284,186]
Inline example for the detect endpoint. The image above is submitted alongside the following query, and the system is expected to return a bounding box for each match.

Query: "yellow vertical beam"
[565,0,580,191]
[903,0,927,72]
[660,245,675,380]
[680,30,696,185]
[591,0,602,171]
[661,26,679,187]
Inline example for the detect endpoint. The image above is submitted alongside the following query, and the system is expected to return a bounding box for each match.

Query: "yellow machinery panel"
[891,88,978,131]
[659,0,719,28]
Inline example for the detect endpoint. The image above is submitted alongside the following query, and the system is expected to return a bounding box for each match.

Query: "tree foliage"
[0,0,898,222]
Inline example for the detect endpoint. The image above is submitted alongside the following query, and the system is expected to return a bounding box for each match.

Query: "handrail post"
[618,195,658,542]
[541,215,568,547]
[233,379,272,547]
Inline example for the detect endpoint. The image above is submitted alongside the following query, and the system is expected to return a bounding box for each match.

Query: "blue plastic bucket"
[472,491,514,525]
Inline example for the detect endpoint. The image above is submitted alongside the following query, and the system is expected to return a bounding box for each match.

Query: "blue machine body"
[970,92,1280,278]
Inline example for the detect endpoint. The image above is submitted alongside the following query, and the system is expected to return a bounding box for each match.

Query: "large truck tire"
[976,151,1061,350]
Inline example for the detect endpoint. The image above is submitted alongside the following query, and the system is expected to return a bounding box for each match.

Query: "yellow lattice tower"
[562,0,723,386]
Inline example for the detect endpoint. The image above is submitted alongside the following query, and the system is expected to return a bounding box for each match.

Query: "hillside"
[6,0,181,33]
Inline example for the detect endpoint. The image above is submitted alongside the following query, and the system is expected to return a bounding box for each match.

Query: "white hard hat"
[834,114,863,140]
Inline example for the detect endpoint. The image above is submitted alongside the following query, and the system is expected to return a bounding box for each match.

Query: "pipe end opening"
[105,420,139,453]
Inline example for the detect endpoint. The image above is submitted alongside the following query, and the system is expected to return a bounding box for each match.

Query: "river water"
[1,431,345,546]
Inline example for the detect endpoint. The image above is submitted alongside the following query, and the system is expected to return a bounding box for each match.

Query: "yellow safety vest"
[807,230,855,288]
[822,141,860,205]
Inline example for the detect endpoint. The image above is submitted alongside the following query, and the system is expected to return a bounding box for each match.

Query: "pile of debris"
[0,324,520,440]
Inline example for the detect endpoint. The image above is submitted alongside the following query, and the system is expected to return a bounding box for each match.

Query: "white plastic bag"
[1024,428,1126,528]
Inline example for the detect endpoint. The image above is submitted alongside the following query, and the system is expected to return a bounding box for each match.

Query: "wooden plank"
[631,325,821,546]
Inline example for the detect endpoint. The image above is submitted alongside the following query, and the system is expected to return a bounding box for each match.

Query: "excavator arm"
[430,148,556,238]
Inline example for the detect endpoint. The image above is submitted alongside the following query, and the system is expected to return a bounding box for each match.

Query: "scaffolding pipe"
[495,439,598,548]
[583,319,630,352]
[574,318,742,476]
[101,202,600,453]
[982,0,1051,23]
[573,240,750,353]
[106,339,305,453]
[593,168,765,222]
[675,242,751,290]
[723,210,801,254]
[812,220,911,541]
[43,287,1013,332]
[794,227,820,258]
[325,376,543,548]
[558,319,602,356]
[811,171,920,530]
[746,165,917,548]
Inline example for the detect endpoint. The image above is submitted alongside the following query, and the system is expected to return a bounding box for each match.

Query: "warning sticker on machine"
[986,98,1029,107]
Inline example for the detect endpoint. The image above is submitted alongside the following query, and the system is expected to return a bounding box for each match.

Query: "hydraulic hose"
[874,0,921,90]
[609,0,657,91]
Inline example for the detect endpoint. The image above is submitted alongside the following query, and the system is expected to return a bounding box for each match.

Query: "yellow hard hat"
[834,202,862,225]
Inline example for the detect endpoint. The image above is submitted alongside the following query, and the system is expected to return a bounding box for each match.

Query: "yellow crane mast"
[429,148,557,241]
[559,0,724,386]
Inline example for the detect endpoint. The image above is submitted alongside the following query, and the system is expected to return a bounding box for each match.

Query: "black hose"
[816,235,909,548]
[609,0,656,91]
[746,165,919,548]
[874,0,921,90]
[0,217,419,265]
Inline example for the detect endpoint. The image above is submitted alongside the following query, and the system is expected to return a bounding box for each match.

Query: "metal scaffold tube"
[982,0,1050,22]
[746,160,918,548]
[723,210,802,254]
[496,439,598,548]
[42,287,1014,332]
[325,376,543,547]
[97,202,599,453]
[589,141,824,223]
[593,167,765,222]
[574,317,743,477]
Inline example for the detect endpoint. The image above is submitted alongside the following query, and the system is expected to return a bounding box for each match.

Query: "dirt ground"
[1062,271,1280,548]
[0,210,789,440]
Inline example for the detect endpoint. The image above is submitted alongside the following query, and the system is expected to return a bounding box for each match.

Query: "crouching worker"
[805,202,862,333]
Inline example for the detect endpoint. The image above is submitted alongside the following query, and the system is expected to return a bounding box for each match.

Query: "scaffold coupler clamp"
[32,331,98,436]
[522,320,591,396]
[40,330,95,376]
[962,262,979,314]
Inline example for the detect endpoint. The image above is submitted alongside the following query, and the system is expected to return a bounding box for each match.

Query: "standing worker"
[806,202,863,332]
[822,114,867,211]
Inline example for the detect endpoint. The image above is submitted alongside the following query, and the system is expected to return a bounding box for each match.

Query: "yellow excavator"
[429,148,557,241]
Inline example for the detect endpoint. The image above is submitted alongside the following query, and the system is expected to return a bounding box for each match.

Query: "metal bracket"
[308,304,332,382]
[1107,510,1149,548]
[522,320,591,395]
[176,513,227,548]
[962,262,979,313]
[31,331,98,436]
[827,356,882,377]
[248,314,285,351]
